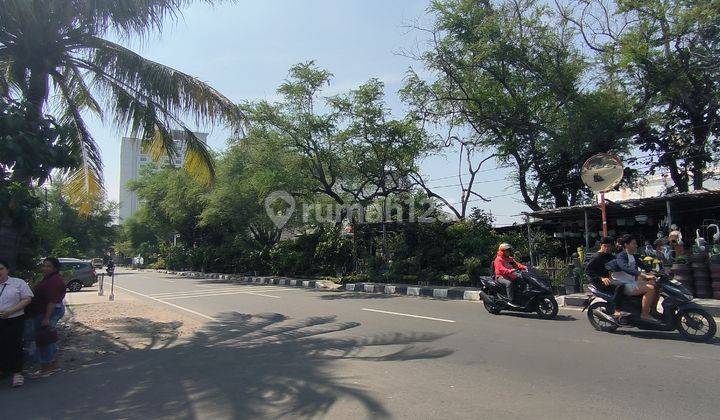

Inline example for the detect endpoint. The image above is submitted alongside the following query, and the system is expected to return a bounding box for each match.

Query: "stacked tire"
[711,258,720,300]
[672,261,694,295]
[691,253,712,299]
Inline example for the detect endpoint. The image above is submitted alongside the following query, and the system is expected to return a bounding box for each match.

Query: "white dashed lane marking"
[361,308,456,323]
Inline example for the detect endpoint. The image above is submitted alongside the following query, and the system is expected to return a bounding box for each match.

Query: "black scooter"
[479,269,559,319]
[584,273,717,342]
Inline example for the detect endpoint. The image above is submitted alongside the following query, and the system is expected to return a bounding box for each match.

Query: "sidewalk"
[61,286,203,370]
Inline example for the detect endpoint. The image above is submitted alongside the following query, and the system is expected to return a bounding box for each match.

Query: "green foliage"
[51,237,80,257]
[0,98,78,269]
[456,273,471,284]
[403,0,632,210]
[613,0,720,191]
[34,179,117,259]
[313,227,353,276]
[0,0,242,211]
[559,0,720,192]
[242,62,432,212]
[269,241,306,276]
[463,257,486,282]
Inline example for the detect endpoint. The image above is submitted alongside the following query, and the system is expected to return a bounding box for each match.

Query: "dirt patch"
[59,289,204,370]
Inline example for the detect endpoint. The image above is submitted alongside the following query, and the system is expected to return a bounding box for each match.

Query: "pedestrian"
[0,259,34,387]
[26,257,66,378]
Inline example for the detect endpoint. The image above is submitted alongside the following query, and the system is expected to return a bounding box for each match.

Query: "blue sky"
[91,0,525,226]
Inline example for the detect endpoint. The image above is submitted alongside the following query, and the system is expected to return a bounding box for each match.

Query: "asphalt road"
[4,269,720,420]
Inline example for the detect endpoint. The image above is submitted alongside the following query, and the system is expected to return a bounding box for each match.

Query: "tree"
[403,0,632,211]
[0,0,242,212]
[0,98,76,268]
[558,0,720,191]
[200,133,311,249]
[329,79,431,206]
[244,62,431,219]
[33,179,118,259]
[128,166,209,248]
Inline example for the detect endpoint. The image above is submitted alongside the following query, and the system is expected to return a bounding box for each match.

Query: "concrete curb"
[344,282,482,301]
[153,269,482,300]
[153,270,341,291]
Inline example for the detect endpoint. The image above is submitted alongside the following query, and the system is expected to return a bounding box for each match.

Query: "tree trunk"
[26,68,49,116]
[692,165,705,190]
[664,154,689,192]
[0,218,21,269]
[513,154,541,211]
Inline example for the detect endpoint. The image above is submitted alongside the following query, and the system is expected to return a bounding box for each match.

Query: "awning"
[527,190,720,222]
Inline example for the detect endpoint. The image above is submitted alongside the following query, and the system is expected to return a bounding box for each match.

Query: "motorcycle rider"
[106,258,115,275]
[610,235,660,323]
[493,243,527,306]
[586,237,627,319]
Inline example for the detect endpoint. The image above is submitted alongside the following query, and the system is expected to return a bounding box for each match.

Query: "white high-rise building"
[118,130,208,222]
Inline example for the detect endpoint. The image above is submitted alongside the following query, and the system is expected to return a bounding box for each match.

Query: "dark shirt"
[27,272,66,316]
[586,252,614,287]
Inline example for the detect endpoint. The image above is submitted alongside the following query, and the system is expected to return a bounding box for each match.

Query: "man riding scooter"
[609,235,660,323]
[493,243,527,307]
[585,237,628,319]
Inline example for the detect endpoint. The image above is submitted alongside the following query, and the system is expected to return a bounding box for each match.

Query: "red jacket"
[493,252,527,280]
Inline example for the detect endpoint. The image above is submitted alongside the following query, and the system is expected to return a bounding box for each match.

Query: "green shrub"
[343,273,370,283]
[417,269,438,284]
[464,257,485,282]
[401,275,418,284]
[381,272,400,283]
[457,273,471,284]
[441,274,455,283]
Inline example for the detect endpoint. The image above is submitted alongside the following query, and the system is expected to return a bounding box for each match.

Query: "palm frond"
[66,64,104,119]
[0,53,24,98]
[181,129,214,186]
[64,163,103,215]
[145,126,176,162]
[87,37,243,128]
[51,70,104,214]
[78,57,216,186]
[75,37,240,186]
[69,0,235,39]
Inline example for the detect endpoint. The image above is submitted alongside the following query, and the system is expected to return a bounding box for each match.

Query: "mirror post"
[600,192,608,237]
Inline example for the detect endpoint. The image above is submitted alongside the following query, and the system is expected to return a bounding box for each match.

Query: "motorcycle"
[584,272,717,342]
[479,269,559,319]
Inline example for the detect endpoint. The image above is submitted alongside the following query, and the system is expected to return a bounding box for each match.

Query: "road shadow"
[610,329,720,345]
[497,312,577,321]
[2,312,453,419]
[195,278,255,286]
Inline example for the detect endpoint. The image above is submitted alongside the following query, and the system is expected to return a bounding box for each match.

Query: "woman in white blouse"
[0,259,34,388]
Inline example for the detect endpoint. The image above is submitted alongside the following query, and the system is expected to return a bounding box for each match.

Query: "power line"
[438,150,712,208]
[425,148,714,186]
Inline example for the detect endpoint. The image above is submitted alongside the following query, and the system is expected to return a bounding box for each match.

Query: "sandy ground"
[59,286,204,371]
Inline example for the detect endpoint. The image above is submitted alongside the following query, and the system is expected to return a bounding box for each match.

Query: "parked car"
[91,258,104,269]
[58,258,98,292]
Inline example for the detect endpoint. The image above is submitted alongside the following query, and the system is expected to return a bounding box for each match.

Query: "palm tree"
[0,0,242,212]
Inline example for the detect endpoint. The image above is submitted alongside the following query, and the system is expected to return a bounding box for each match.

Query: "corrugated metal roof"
[527,190,720,221]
